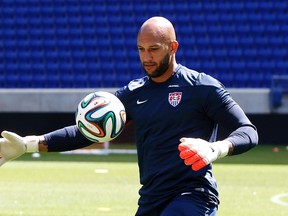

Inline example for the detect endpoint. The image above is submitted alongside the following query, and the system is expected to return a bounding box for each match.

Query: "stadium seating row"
[0,0,287,88]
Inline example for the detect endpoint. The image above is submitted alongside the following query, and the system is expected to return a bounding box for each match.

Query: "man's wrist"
[213,140,232,158]
[38,136,49,152]
[24,136,40,153]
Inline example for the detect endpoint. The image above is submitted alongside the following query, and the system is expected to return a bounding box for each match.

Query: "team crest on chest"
[168,92,182,107]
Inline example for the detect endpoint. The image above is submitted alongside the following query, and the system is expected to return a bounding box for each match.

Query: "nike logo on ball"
[137,99,148,104]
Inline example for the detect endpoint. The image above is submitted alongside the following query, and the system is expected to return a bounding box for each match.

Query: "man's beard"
[143,53,171,78]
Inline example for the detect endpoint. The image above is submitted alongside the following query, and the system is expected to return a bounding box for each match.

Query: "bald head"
[138,16,176,43]
[137,17,179,82]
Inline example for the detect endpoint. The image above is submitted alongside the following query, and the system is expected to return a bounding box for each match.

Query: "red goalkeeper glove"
[178,137,231,171]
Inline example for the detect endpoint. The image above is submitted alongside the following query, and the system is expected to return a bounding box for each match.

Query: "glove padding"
[0,131,39,166]
[178,138,229,171]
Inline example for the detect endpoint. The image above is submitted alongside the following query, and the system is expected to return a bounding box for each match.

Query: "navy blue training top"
[44,64,258,212]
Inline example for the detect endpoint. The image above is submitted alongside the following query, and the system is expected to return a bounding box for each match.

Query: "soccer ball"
[75,91,126,143]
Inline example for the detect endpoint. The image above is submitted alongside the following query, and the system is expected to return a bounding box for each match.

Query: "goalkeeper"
[0,16,258,216]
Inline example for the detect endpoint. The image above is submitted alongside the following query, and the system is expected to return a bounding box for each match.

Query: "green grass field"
[0,145,287,216]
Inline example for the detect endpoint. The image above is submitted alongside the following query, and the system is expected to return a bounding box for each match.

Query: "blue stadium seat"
[87,73,103,87]
[74,74,88,88]
[116,73,131,87]
[0,74,7,87]
[60,73,75,88]
[46,73,60,88]
[102,74,117,87]
[218,73,234,87]
[250,73,265,87]
[32,74,47,88]
[6,74,19,88]
[276,61,288,71]
[0,1,287,88]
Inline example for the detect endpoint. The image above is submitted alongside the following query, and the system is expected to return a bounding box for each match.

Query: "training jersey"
[115,64,257,212]
[44,64,258,214]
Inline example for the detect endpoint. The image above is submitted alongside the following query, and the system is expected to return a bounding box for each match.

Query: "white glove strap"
[214,141,230,158]
[24,136,40,153]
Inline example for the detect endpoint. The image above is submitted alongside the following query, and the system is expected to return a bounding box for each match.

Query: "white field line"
[271,193,288,206]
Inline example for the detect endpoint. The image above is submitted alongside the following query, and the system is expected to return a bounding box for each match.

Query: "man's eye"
[150,48,158,51]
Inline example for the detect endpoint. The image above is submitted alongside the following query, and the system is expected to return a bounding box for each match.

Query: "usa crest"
[168,92,182,107]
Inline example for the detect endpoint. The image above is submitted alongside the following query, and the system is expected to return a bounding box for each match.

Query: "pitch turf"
[0,145,287,216]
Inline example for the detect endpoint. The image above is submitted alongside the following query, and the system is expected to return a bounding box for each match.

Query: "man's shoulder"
[177,65,223,89]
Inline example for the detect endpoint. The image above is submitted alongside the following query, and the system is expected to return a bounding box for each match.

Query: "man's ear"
[171,40,179,53]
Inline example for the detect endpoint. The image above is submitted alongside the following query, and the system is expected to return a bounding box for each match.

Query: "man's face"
[137,34,172,78]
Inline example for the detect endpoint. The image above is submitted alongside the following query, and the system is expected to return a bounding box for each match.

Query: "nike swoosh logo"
[168,85,179,88]
[137,99,148,105]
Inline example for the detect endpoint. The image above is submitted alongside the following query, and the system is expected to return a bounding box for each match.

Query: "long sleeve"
[44,125,94,152]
